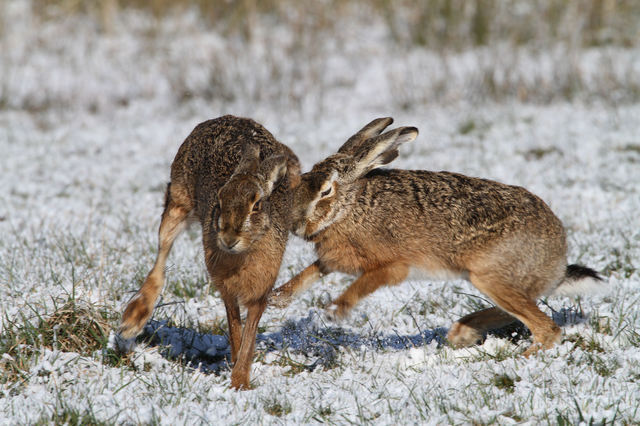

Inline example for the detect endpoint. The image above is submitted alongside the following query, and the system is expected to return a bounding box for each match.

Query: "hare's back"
[174,115,284,175]
[170,115,291,197]
[361,169,562,235]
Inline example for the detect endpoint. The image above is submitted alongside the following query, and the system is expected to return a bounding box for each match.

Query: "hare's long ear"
[349,126,418,178]
[338,117,394,155]
[233,142,261,176]
[256,154,288,196]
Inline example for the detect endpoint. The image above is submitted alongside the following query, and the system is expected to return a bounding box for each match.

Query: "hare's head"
[291,118,418,239]
[216,143,288,253]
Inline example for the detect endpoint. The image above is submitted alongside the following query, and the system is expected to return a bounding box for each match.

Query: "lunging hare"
[118,115,300,389]
[271,117,601,355]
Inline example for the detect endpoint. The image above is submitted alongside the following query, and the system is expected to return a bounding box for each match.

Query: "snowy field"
[1,1,640,424]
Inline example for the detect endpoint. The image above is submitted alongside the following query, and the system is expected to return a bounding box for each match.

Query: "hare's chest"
[207,244,281,306]
[314,233,386,275]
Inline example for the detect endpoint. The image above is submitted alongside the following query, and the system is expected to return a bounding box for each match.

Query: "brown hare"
[271,117,602,356]
[117,115,300,389]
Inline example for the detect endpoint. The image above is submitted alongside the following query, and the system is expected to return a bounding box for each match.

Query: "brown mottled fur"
[118,115,300,389]
[272,117,600,355]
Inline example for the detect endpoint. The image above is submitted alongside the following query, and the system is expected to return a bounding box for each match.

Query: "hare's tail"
[551,264,604,297]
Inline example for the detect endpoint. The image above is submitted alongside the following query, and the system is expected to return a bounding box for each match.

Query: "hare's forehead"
[220,177,262,202]
[301,172,329,191]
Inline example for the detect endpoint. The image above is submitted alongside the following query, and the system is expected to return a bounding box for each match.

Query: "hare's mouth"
[293,224,308,238]
[297,221,325,241]
[217,236,247,253]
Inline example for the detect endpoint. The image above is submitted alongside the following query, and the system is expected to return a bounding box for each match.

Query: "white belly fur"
[406,266,469,282]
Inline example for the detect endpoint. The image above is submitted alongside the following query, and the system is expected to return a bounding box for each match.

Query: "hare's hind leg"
[447,307,517,348]
[468,272,560,356]
[119,184,192,340]
[329,263,409,319]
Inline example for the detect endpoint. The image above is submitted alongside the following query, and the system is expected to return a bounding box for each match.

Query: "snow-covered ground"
[1,2,639,424]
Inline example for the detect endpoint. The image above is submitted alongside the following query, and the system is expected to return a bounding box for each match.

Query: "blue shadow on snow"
[138,306,586,374]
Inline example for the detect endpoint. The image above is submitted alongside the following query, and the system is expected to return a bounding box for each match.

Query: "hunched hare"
[271,117,601,355]
[118,115,300,389]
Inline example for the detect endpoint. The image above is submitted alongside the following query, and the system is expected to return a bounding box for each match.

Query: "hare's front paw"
[325,301,353,321]
[268,289,292,309]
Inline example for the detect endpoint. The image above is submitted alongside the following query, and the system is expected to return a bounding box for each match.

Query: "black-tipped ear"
[257,154,288,196]
[349,126,418,178]
[338,117,394,155]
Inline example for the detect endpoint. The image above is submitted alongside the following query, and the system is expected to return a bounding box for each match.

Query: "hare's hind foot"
[468,272,563,354]
[448,307,519,348]
[522,328,562,357]
[113,332,137,354]
[115,299,149,354]
[447,322,483,348]
[119,294,151,336]
[117,273,164,346]
[118,268,168,342]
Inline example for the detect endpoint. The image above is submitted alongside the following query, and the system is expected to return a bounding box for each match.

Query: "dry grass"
[39,300,115,354]
[376,0,640,48]
[32,0,640,48]
[0,298,118,387]
[12,0,637,111]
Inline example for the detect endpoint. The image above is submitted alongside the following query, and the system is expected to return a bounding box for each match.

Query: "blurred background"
[2,0,640,118]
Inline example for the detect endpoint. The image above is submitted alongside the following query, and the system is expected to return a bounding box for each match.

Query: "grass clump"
[564,333,605,354]
[603,248,637,279]
[0,297,119,387]
[269,352,313,377]
[39,300,116,354]
[263,397,293,417]
[491,373,520,393]
[565,334,620,378]
[0,322,34,390]
[170,275,208,299]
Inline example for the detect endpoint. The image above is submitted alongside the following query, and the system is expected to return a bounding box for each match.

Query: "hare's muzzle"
[290,212,310,238]
[218,234,242,253]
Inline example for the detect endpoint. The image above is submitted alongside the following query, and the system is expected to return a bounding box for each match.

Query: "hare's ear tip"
[398,127,419,141]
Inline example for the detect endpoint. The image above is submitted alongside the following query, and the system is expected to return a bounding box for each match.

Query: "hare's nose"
[219,235,239,251]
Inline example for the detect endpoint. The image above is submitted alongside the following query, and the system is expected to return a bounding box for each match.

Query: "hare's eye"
[320,187,332,198]
[252,200,262,212]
